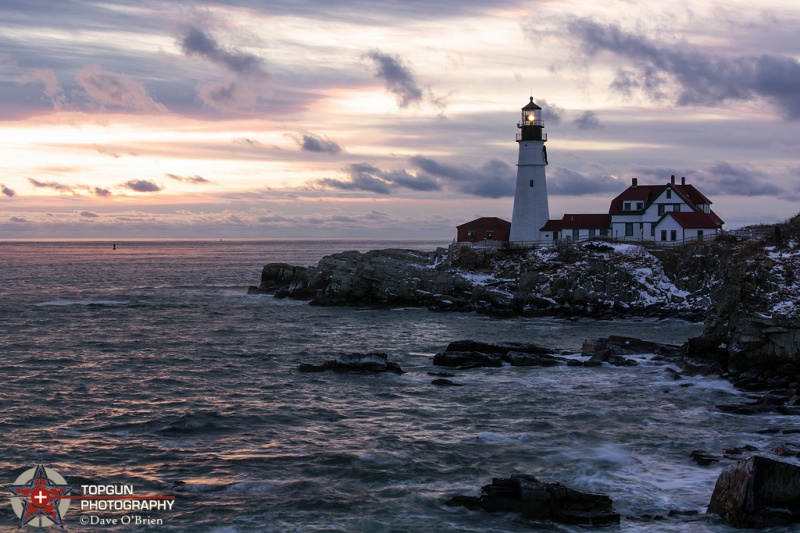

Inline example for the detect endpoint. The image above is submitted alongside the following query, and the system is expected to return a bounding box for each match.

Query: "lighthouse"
[509,97,549,243]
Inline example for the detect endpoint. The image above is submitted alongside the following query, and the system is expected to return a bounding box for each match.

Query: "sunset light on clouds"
[1,0,799,238]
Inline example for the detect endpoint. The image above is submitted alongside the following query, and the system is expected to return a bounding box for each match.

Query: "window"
[589,229,596,237]
[625,223,634,237]
[674,204,681,212]
[467,230,474,238]
[666,189,672,199]
[487,231,494,239]
[636,202,644,210]
[670,230,677,241]
[651,224,655,237]
[661,230,667,241]
[623,202,631,211]
[697,230,704,238]
[530,179,534,187]
[658,204,665,216]
[600,229,609,236]
[572,229,580,240]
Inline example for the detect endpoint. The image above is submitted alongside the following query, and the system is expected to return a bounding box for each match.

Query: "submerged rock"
[431,378,463,387]
[298,352,404,374]
[445,474,620,527]
[707,455,800,529]
[433,339,566,369]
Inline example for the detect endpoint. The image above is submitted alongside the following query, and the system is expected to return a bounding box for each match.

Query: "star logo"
[8,465,72,527]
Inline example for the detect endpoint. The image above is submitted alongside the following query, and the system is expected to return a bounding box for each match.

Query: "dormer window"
[623,202,632,211]
[666,189,672,199]
[636,202,643,210]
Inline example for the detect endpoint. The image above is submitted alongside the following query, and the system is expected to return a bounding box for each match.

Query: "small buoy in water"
[112,242,116,250]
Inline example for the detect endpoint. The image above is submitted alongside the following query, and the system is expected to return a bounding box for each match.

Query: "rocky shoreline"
[291,337,800,529]
[250,218,800,384]
[253,218,800,529]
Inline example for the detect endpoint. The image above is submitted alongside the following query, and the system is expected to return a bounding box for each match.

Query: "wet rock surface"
[298,352,405,374]
[433,339,567,369]
[707,455,800,529]
[445,474,620,527]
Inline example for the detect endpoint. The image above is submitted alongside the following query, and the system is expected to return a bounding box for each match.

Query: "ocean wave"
[34,299,130,307]
[462,432,533,445]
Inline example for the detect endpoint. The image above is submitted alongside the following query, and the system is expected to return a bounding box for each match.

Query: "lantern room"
[517,97,546,142]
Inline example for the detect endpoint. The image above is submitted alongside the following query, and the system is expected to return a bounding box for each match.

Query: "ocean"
[0,240,796,532]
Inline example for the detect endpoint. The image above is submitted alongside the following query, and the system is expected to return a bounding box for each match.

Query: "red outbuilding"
[456,217,511,243]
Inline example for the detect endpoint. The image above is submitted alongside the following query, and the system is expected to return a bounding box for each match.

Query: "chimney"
[671,175,676,185]
[632,178,638,188]
[681,176,686,185]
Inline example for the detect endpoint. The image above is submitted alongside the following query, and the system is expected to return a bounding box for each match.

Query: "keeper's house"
[542,175,723,244]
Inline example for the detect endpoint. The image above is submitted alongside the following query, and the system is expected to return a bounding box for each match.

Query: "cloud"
[179,25,267,77]
[696,161,783,196]
[123,179,161,192]
[178,25,269,112]
[10,217,27,223]
[165,173,210,184]
[95,145,121,158]
[77,64,167,114]
[547,167,623,195]
[573,110,604,130]
[318,162,441,194]
[94,187,112,197]
[564,17,800,120]
[28,177,75,193]
[298,132,342,155]
[537,99,565,125]
[409,156,515,198]
[18,68,64,108]
[1,184,15,197]
[365,49,424,108]
[79,211,99,218]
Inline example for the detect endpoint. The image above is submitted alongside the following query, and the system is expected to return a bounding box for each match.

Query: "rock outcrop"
[433,339,566,369]
[298,352,404,374]
[254,243,707,319]
[445,474,620,527]
[707,455,800,529]
[673,223,800,384]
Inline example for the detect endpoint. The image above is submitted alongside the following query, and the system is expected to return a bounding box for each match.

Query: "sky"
[1,0,799,239]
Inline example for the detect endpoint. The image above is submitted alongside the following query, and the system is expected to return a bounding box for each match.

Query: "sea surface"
[0,240,798,532]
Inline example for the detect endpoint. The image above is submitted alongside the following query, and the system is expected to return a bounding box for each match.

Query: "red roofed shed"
[456,217,511,243]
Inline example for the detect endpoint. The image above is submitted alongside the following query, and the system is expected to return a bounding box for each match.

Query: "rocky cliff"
[672,218,800,382]
[252,241,707,320]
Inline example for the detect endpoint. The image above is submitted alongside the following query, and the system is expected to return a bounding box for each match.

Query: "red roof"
[674,184,710,206]
[456,217,511,230]
[609,181,713,215]
[608,185,662,214]
[541,213,611,231]
[667,211,721,229]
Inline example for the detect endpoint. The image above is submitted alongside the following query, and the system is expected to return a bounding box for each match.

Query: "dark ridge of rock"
[432,351,503,369]
[707,455,800,529]
[434,339,568,369]
[445,339,552,356]
[297,352,404,374]
[445,474,620,527]
[431,378,463,387]
[427,371,455,378]
[690,450,720,466]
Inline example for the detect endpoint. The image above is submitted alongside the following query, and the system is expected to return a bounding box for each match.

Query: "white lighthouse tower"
[509,97,549,243]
